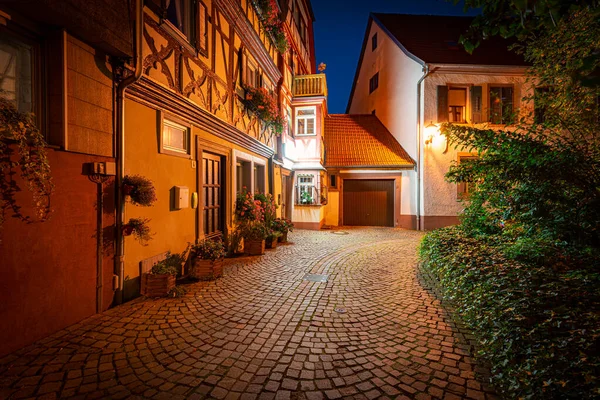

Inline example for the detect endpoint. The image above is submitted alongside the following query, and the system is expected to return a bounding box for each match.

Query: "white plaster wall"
[422,72,532,216]
[347,21,423,218]
[292,206,321,224]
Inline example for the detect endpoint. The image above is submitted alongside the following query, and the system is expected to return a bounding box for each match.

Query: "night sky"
[312,0,479,113]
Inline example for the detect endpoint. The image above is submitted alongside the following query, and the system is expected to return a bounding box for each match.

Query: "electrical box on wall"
[174,186,189,209]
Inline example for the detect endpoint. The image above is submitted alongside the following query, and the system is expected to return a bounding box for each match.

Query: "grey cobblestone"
[0,228,495,399]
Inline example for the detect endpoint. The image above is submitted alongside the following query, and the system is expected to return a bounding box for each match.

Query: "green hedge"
[419,226,600,399]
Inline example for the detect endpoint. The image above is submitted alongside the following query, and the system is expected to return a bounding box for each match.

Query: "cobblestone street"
[0,228,496,400]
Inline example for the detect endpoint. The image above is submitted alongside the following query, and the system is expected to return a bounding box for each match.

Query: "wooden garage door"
[343,179,394,226]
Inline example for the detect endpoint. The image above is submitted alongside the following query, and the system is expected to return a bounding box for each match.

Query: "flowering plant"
[254,192,277,226]
[235,188,264,222]
[253,0,289,53]
[123,217,154,245]
[242,85,285,135]
[242,220,269,240]
[192,239,225,261]
[273,218,294,234]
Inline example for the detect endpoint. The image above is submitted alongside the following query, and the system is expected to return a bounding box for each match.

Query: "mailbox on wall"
[173,186,189,209]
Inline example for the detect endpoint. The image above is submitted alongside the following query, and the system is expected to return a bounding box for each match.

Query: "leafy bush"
[272,218,294,234]
[192,239,225,261]
[419,227,600,399]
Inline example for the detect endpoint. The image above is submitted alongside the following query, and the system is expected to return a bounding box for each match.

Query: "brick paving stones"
[0,228,498,399]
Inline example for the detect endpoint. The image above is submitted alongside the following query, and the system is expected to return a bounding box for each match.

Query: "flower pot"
[266,236,278,249]
[122,225,134,236]
[278,231,288,243]
[245,239,265,255]
[142,273,175,297]
[190,258,224,280]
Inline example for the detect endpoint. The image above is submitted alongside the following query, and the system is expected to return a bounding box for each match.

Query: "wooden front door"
[202,152,224,239]
[343,179,394,227]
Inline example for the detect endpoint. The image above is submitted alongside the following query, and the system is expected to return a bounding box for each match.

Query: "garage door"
[343,179,394,226]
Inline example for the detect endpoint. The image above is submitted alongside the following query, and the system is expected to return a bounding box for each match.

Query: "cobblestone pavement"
[0,228,497,400]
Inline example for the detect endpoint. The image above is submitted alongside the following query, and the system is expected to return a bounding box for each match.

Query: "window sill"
[160,148,191,159]
[294,203,324,207]
[296,133,317,137]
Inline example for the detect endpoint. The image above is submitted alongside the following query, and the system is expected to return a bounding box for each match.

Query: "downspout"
[416,64,430,231]
[114,0,143,305]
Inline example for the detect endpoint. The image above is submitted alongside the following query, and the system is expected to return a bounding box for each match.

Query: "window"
[371,33,378,51]
[236,161,251,194]
[369,72,379,94]
[166,0,195,42]
[0,33,34,114]
[489,86,514,124]
[254,164,265,193]
[447,87,467,123]
[297,175,315,205]
[296,107,315,135]
[245,59,260,87]
[161,117,190,156]
[457,155,478,199]
[329,174,337,189]
[197,2,208,54]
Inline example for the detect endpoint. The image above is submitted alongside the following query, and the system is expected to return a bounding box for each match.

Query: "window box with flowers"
[251,0,289,54]
[242,85,285,136]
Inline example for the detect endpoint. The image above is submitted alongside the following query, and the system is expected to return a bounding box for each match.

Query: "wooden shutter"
[437,86,448,122]
[197,1,208,53]
[471,86,482,123]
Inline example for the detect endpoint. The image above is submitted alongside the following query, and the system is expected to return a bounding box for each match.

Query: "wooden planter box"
[245,239,265,255]
[278,232,288,243]
[190,258,224,280]
[142,273,175,297]
[266,236,278,249]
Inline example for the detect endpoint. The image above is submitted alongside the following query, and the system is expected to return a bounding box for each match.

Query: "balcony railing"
[293,74,328,97]
[295,185,328,206]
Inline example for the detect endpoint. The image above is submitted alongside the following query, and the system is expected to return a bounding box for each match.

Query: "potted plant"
[265,230,282,249]
[123,175,157,206]
[300,191,313,205]
[273,218,294,243]
[190,239,226,280]
[142,250,187,297]
[242,85,285,135]
[242,221,268,255]
[123,217,153,245]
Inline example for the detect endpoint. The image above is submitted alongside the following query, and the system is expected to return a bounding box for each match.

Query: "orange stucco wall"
[0,149,115,357]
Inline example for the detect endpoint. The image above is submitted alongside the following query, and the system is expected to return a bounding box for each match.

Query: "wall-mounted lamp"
[424,121,437,145]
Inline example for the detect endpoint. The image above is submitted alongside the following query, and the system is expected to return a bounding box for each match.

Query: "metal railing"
[295,185,328,206]
[292,74,328,97]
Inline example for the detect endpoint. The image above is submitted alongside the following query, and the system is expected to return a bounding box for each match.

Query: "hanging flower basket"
[252,0,290,53]
[123,175,157,206]
[242,85,285,135]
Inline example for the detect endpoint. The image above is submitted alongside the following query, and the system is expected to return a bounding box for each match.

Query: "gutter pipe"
[114,0,143,304]
[416,64,431,231]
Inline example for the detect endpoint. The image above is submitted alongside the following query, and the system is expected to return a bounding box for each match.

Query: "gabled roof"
[372,13,526,66]
[324,114,415,168]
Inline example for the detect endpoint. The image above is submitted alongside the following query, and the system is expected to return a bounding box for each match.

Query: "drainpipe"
[114,0,143,305]
[416,64,430,231]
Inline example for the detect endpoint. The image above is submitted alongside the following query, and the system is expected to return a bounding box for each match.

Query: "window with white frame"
[296,107,315,136]
[0,34,34,114]
[297,175,314,204]
[161,118,190,156]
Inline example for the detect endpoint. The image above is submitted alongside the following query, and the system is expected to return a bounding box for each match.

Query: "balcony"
[293,74,328,98]
[295,185,328,206]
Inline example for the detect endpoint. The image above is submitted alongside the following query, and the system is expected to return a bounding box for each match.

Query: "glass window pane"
[307,118,314,134]
[298,109,315,116]
[297,119,305,135]
[0,36,33,113]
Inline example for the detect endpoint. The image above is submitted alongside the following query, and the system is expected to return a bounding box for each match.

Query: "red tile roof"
[372,14,527,66]
[324,114,415,168]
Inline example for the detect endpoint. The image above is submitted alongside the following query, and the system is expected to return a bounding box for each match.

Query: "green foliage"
[419,227,600,399]
[151,248,189,276]
[167,286,186,298]
[192,239,225,261]
[272,217,294,234]
[0,95,54,229]
[123,174,157,207]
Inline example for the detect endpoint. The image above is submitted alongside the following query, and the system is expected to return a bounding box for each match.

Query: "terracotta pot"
[142,273,175,297]
[122,225,134,236]
[245,239,265,255]
[278,231,288,243]
[266,236,278,249]
[190,258,224,280]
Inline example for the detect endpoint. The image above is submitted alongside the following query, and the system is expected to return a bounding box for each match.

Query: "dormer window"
[296,107,316,136]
